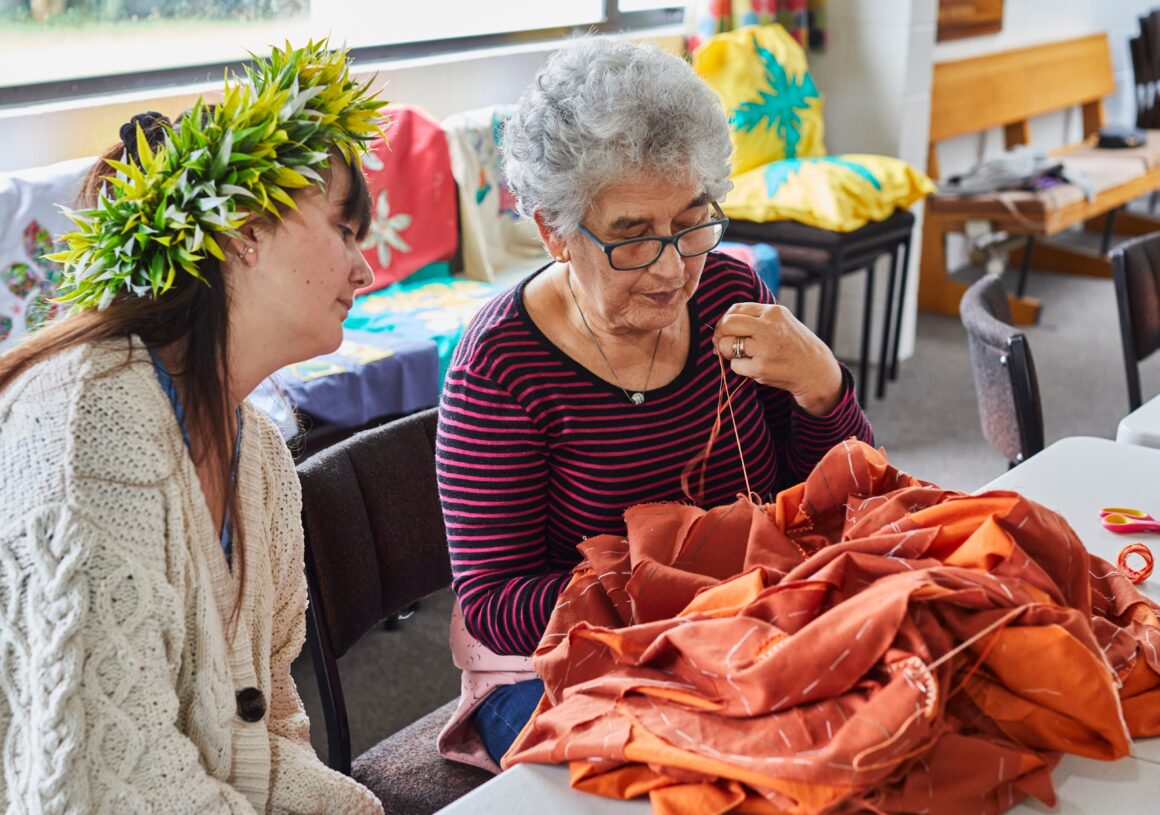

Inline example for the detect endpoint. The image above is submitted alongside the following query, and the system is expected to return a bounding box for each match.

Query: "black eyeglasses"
[577,201,729,271]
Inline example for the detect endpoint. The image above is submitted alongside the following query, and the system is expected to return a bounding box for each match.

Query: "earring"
[555,251,569,263]
[236,245,254,260]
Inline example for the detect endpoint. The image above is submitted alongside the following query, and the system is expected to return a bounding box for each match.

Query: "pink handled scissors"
[1100,507,1160,534]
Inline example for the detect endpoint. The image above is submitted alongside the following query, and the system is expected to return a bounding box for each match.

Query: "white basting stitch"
[825,720,833,740]
[778,729,792,748]
[574,650,598,668]
[855,618,873,640]
[801,678,820,695]
[726,675,753,715]
[830,649,851,671]
[578,581,604,597]
[724,624,762,667]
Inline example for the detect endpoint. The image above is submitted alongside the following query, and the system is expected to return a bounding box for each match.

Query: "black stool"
[726,209,916,404]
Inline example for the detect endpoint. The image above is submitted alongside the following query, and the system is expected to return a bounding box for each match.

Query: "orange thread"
[680,346,753,503]
[1117,542,1154,584]
[945,624,1008,701]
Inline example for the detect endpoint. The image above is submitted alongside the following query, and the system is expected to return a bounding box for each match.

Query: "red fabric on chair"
[359,106,458,292]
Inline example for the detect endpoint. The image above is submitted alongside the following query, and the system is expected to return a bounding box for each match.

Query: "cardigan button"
[236,687,266,723]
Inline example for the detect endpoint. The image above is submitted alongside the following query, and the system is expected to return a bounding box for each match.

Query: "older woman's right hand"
[714,302,845,417]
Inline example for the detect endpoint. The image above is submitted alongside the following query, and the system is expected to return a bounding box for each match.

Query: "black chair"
[1132,11,1160,130]
[726,208,916,404]
[960,276,1045,467]
[1130,12,1160,211]
[297,407,490,815]
[1109,233,1160,411]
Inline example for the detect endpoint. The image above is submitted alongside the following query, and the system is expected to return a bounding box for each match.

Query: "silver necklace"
[566,272,662,406]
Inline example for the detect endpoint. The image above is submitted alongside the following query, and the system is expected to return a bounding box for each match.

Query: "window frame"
[0,1,684,109]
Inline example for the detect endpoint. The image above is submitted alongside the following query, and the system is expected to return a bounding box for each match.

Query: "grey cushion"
[352,699,492,815]
[960,276,1043,464]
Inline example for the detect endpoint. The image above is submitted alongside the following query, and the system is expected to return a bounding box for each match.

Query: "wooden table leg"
[918,211,1042,325]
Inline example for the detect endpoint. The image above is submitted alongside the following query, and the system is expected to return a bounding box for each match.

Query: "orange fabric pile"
[504,441,1160,815]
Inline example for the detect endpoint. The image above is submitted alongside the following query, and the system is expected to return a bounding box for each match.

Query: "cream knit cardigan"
[0,338,382,815]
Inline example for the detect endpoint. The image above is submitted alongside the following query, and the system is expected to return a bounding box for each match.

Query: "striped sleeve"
[762,366,874,483]
[436,363,568,656]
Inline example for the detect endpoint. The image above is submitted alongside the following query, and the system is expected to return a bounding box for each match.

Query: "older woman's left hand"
[714,302,844,417]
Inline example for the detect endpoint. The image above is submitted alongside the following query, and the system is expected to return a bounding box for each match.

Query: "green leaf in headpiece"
[52,39,389,311]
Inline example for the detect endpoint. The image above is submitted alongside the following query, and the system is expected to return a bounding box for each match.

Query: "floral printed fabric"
[0,157,92,352]
[726,153,935,232]
[693,25,932,230]
[442,105,548,282]
[505,440,1160,815]
[359,106,458,292]
[693,24,826,177]
[689,1,827,53]
[343,262,502,382]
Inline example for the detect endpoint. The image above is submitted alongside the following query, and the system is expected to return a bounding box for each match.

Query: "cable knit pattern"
[0,337,382,815]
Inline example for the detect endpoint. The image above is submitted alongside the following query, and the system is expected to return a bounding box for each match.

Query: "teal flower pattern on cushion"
[730,35,820,158]
[764,156,882,197]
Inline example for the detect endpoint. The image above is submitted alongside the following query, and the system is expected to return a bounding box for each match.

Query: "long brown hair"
[0,114,372,629]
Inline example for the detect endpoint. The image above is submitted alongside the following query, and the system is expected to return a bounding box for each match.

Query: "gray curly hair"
[502,36,734,238]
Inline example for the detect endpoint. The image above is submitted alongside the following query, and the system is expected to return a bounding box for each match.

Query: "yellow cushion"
[693,24,826,176]
[723,154,936,232]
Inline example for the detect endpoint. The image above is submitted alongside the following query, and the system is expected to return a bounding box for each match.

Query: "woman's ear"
[223,226,259,266]
[532,210,569,263]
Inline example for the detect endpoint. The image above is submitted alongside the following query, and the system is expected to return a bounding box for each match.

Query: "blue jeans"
[473,678,544,764]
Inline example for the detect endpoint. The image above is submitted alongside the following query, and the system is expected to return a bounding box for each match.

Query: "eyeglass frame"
[575,200,730,271]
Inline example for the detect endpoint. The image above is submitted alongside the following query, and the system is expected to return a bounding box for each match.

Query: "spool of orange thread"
[1117,542,1154,584]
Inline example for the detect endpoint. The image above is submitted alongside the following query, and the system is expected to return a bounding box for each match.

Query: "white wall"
[933,0,1154,179]
[795,0,936,364]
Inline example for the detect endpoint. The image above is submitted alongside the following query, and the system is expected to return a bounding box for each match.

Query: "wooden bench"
[920,34,1160,324]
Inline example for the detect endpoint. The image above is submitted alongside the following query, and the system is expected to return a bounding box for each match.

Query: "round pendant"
[630,392,645,406]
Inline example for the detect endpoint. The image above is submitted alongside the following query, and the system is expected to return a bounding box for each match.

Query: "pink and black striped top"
[436,252,873,655]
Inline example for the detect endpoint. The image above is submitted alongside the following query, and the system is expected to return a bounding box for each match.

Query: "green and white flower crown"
[48,40,387,310]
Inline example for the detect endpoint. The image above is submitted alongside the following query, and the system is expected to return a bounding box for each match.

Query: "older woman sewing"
[436,36,873,766]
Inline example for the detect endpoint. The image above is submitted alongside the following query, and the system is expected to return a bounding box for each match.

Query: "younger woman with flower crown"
[0,43,385,813]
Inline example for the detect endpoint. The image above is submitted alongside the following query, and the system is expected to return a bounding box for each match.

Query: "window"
[0,1,684,106]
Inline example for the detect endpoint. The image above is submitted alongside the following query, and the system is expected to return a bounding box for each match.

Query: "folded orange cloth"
[504,440,1160,815]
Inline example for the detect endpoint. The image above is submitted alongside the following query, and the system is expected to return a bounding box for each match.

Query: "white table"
[1117,393,1160,449]
[438,758,1160,814]
[981,436,1160,766]
[439,438,1160,813]
[981,436,1160,606]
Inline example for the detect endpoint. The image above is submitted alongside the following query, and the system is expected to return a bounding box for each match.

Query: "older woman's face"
[567,175,712,334]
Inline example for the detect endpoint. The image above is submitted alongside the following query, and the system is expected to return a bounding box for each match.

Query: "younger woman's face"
[238,162,373,367]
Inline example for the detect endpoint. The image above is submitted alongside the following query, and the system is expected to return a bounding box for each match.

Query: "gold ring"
[732,336,747,360]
